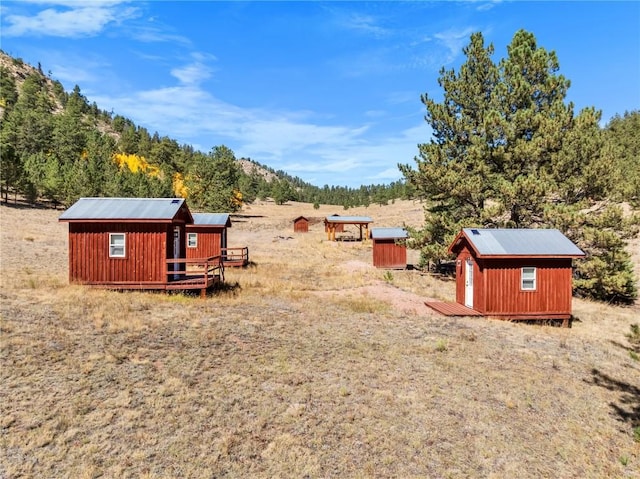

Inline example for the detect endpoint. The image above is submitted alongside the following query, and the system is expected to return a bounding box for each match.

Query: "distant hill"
[0,50,409,210]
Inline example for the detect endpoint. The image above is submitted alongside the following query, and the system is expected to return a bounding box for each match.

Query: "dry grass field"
[1,199,639,478]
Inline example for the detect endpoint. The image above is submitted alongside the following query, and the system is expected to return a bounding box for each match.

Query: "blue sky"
[1,1,639,188]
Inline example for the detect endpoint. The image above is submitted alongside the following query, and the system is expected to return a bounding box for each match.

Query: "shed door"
[173,226,181,279]
[464,258,474,308]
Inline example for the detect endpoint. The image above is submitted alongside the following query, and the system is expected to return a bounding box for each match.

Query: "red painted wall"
[185,226,226,259]
[373,239,407,269]
[68,223,169,284]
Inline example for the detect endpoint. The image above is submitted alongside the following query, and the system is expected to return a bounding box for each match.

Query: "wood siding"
[478,258,574,317]
[186,226,226,260]
[293,218,309,233]
[68,223,169,284]
[454,246,575,319]
[372,239,407,269]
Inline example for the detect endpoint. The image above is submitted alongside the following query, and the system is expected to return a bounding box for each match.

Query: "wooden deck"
[77,256,224,298]
[222,246,249,267]
[425,301,483,317]
[168,256,225,297]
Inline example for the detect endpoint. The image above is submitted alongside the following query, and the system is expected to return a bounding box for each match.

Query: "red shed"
[59,197,223,296]
[293,216,309,233]
[186,213,231,259]
[371,227,408,269]
[448,228,584,322]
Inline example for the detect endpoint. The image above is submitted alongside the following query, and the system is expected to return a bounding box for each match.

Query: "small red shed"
[59,197,224,296]
[448,228,585,322]
[371,227,408,269]
[186,213,231,259]
[293,216,309,233]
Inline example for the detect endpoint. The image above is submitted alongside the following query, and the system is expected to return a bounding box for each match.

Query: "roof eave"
[59,218,182,224]
[473,253,585,259]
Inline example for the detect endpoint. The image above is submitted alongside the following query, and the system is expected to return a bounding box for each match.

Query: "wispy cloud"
[88,56,422,186]
[1,0,139,38]
[170,54,216,86]
[433,27,476,64]
[342,12,390,38]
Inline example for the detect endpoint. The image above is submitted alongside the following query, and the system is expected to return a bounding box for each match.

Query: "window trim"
[521,266,536,291]
[187,232,198,248]
[109,233,126,258]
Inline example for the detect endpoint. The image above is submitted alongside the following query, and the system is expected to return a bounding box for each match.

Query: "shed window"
[187,232,198,248]
[109,233,126,258]
[521,267,536,290]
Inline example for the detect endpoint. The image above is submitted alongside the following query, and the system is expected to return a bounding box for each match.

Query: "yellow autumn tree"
[173,172,189,198]
[113,153,161,177]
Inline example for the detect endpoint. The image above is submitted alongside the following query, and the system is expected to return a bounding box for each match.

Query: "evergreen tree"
[400,29,638,302]
[186,145,242,212]
[605,111,640,204]
[0,66,18,110]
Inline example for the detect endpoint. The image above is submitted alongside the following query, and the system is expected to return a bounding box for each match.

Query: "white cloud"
[2,1,139,38]
[171,61,213,86]
[82,42,429,187]
[433,27,476,64]
[343,13,389,38]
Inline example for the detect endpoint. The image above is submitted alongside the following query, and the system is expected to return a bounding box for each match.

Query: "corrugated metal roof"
[371,227,408,239]
[192,213,230,226]
[59,197,187,221]
[461,228,584,257]
[326,215,374,223]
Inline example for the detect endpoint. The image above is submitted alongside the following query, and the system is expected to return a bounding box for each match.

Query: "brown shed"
[186,213,231,259]
[371,227,408,269]
[448,228,585,322]
[293,216,309,233]
[59,197,223,296]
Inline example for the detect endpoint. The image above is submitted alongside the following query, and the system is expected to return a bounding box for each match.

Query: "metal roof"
[191,213,231,226]
[326,215,373,223]
[59,197,188,221]
[370,227,408,239]
[459,228,584,257]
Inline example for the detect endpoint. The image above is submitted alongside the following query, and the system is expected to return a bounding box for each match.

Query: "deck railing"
[166,255,225,285]
[222,246,249,266]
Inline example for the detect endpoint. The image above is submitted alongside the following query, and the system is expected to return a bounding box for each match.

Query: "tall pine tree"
[400,29,638,302]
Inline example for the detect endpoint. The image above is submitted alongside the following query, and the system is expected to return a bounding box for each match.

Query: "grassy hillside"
[1,200,639,478]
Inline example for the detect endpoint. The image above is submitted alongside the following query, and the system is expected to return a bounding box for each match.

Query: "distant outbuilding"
[442,228,585,325]
[371,227,408,269]
[293,216,309,233]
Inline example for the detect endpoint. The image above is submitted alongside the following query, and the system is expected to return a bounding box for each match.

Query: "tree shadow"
[210,281,242,296]
[588,368,640,431]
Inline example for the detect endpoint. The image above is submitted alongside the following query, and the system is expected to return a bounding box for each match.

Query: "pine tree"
[186,145,242,212]
[604,111,640,204]
[401,29,638,302]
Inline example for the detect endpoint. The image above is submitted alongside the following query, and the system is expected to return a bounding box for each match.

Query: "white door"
[464,258,474,308]
[173,226,181,279]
